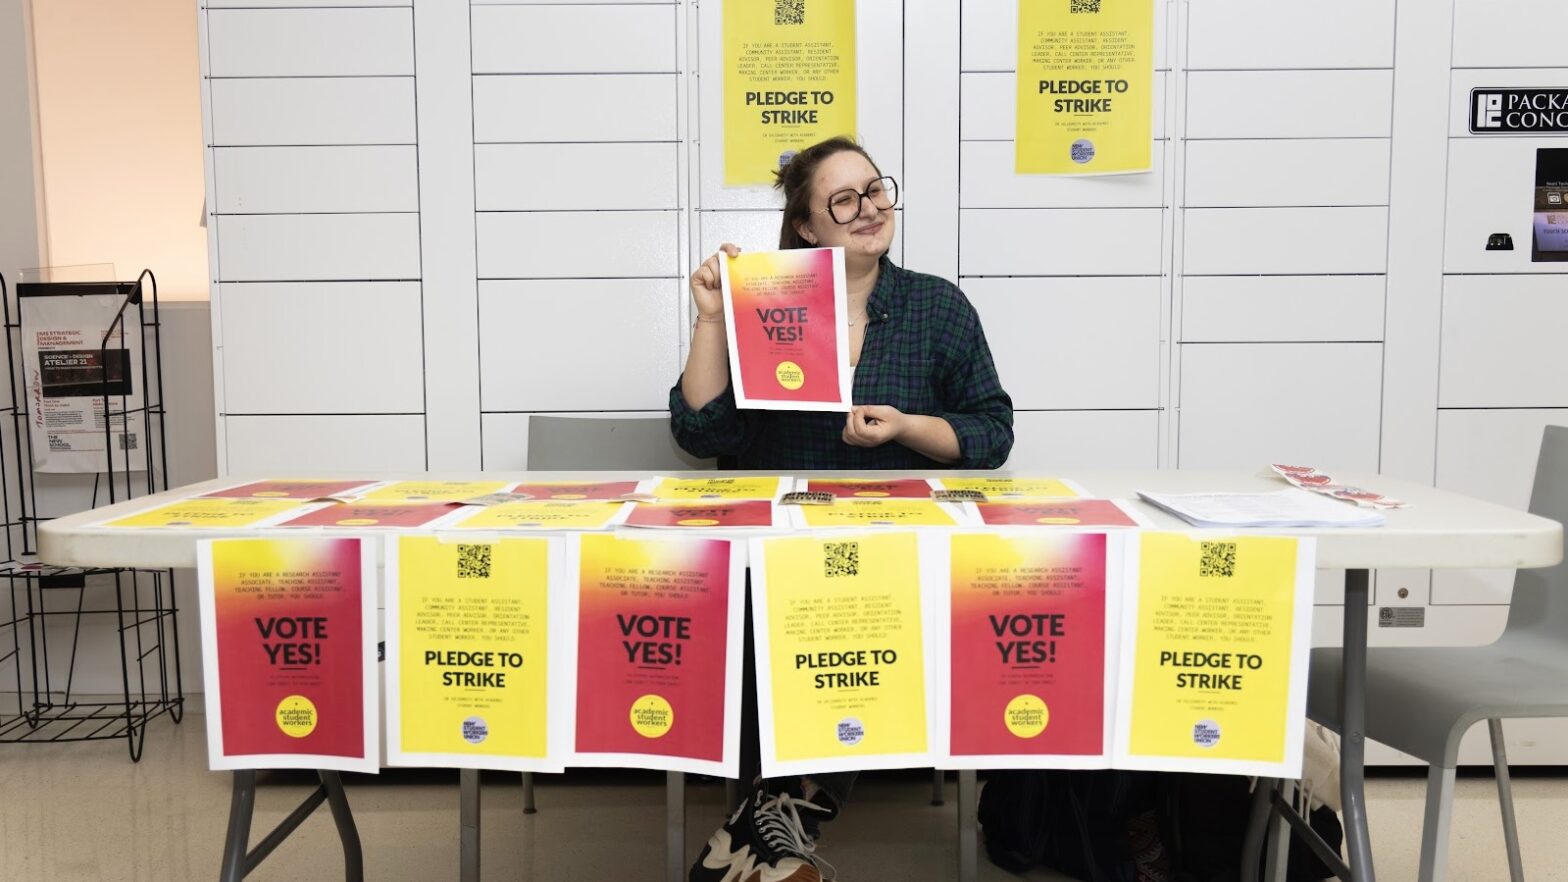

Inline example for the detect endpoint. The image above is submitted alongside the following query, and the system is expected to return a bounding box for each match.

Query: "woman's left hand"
[842,405,906,448]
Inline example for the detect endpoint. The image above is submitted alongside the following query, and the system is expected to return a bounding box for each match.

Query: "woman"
[673,137,1013,882]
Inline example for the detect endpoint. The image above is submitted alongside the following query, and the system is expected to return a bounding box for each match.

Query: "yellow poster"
[936,477,1082,499]
[792,499,958,528]
[105,497,305,528]
[1114,533,1315,777]
[723,0,857,185]
[752,532,932,776]
[449,501,629,531]
[386,536,564,771]
[1016,0,1154,174]
[650,476,782,501]
[360,481,510,502]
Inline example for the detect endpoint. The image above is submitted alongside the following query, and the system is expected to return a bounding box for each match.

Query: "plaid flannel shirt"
[669,257,1014,470]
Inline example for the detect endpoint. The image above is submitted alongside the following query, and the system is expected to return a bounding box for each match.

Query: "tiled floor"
[1,715,1564,880]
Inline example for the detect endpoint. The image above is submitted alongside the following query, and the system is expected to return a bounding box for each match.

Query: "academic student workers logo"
[836,717,865,747]
[462,716,489,745]
[1193,719,1222,749]
[1070,139,1096,164]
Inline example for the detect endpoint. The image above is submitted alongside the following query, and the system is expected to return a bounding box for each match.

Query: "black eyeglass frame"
[818,176,900,225]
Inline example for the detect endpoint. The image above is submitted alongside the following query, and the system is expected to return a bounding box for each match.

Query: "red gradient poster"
[569,534,744,776]
[973,499,1145,528]
[510,481,642,501]
[935,532,1122,768]
[197,537,378,772]
[720,247,851,411]
[623,500,779,529]
[278,502,457,529]
[203,479,378,500]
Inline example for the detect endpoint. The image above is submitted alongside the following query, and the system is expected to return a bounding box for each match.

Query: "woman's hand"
[842,405,907,448]
[690,243,741,319]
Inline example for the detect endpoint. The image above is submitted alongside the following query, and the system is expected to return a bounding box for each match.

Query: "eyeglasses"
[820,176,899,225]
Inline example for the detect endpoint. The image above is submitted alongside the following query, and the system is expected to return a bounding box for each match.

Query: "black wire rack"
[0,269,184,761]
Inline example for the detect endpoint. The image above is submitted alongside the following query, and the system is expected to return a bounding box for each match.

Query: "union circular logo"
[836,717,865,746]
[1071,139,1096,164]
[462,716,489,744]
[1193,719,1222,748]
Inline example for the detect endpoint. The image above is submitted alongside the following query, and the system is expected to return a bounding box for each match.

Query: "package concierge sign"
[723,0,857,185]
[721,247,851,410]
[197,537,378,772]
[1016,0,1154,174]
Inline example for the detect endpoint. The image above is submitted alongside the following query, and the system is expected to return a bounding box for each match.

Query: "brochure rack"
[0,270,183,761]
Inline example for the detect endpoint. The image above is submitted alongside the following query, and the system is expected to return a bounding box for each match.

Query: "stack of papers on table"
[1137,488,1386,528]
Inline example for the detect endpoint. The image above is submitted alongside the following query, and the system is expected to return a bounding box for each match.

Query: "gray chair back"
[1503,424,1568,643]
[525,416,714,471]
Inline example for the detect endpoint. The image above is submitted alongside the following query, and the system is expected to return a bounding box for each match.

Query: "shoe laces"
[754,792,837,881]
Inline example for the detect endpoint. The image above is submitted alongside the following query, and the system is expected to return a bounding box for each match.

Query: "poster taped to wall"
[723,0,857,186]
[18,287,145,473]
[1016,0,1154,175]
[197,537,379,773]
[721,247,852,411]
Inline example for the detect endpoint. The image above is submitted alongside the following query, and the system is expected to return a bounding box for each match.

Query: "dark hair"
[773,136,882,250]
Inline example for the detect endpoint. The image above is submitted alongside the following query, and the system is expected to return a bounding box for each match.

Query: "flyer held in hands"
[720,247,852,411]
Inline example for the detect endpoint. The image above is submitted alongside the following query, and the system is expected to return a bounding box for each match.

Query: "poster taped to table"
[623,500,782,530]
[508,480,651,501]
[278,502,458,530]
[930,532,1124,769]
[197,537,379,772]
[932,477,1085,499]
[722,0,856,186]
[386,535,571,772]
[788,498,964,529]
[720,248,852,411]
[442,501,632,532]
[648,475,791,501]
[359,480,511,503]
[567,534,745,776]
[18,287,145,473]
[102,497,316,529]
[1113,533,1316,778]
[749,532,938,777]
[203,479,382,501]
[803,478,937,499]
[970,498,1151,529]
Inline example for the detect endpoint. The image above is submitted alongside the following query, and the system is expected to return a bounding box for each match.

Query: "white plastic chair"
[1304,424,1568,881]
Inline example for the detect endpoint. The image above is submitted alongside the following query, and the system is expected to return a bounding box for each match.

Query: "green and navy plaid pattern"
[670,257,1014,470]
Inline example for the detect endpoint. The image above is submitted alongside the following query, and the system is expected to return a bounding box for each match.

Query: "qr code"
[824,541,859,578]
[1070,0,1101,12]
[117,433,138,451]
[1199,541,1237,578]
[457,544,492,579]
[776,0,805,26]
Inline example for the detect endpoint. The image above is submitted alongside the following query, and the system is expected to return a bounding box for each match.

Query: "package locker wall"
[197,0,1568,761]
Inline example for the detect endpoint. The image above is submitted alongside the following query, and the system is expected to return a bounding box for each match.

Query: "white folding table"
[39,470,1562,882]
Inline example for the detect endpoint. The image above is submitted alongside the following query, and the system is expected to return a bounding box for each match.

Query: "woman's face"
[794,150,895,264]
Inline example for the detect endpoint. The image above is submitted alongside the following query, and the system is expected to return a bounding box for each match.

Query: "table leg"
[521,772,537,814]
[667,771,686,882]
[1341,569,1376,881]
[319,771,364,882]
[220,770,257,882]
[461,768,481,882]
[1241,777,1274,881]
[957,770,977,882]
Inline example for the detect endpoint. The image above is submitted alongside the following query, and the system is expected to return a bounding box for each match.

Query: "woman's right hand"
[690,243,741,319]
